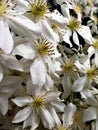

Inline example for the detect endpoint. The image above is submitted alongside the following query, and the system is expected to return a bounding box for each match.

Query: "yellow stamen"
[51,24,60,32]
[0,1,7,16]
[36,37,54,57]
[73,111,83,128]
[87,0,93,6]
[92,15,98,25]
[63,61,73,73]
[57,125,68,130]
[87,68,97,79]
[30,0,48,19]
[32,96,46,110]
[92,39,98,49]
[73,4,82,14]
[69,18,80,31]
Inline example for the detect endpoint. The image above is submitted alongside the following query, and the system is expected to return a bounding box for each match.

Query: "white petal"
[0,76,22,86]
[61,4,70,19]
[78,26,93,44]
[51,101,65,112]
[95,50,98,67]
[44,91,61,101]
[73,31,79,46]
[11,96,33,107]
[62,74,72,98]
[12,106,32,123]
[96,118,98,130]
[83,107,97,122]
[62,103,77,125]
[38,19,59,43]
[81,90,98,106]
[0,64,3,81]
[40,108,55,129]
[1,54,23,71]
[30,58,47,86]
[0,76,22,96]
[46,11,68,27]
[0,20,13,54]
[49,107,61,126]
[13,44,36,59]
[61,30,72,47]
[44,74,54,91]
[0,96,8,115]
[87,46,95,57]
[75,60,87,73]
[8,15,40,36]
[72,76,87,92]
[23,110,40,129]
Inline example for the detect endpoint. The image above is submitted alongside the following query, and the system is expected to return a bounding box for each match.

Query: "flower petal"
[13,44,36,59]
[62,103,77,125]
[49,107,61,126]
[12,106,32,123]
[0,20,13,54]
[72,76,87,92]
[0,64,3,81]
[30,58,47,86]
[78,26,93,44]
[11,96,33,107]
[0,96,8,115]
[38,19,59,43]
[1,54,23,71]
[23,110,40,129]
[40,108,55,129]
[81,90,98,106]
[73,31,79,46]
[83,107,97,122]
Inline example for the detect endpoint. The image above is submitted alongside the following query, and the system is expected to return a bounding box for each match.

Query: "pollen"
[57,125,68,130]
[92,15,98,25]
[69,18,80,31]
[51,24,60,32]
[30,0,48,19]
[36,37,54,57]
[63,61,73,73]
[32,96,46,110]
[87,0,93,6]
[92,39,98,49]
[73,111,83,128]
[87,68,97,79]
[0,1,7,16]
[73,4,82,14]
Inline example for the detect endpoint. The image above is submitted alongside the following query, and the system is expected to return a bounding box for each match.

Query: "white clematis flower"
[13,37,61,86]
[12,86,65,130]
[14,0,68,43]
[72,57,98,92]
[53,103,77,130]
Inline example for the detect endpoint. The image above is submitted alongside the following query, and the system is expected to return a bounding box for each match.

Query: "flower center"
[73,5,82,14]
[30,0,47,19]
[51,24,60,32]
[73,111,83,127]
[87,0,93,6]
[69,18,80,31]
[87,68,97,79]
[57,125,68,130]
[63,61,73,73]
[0,1,7,16]
[36,37,54,57]
[92,39,98,49]
[32,96,46,110]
